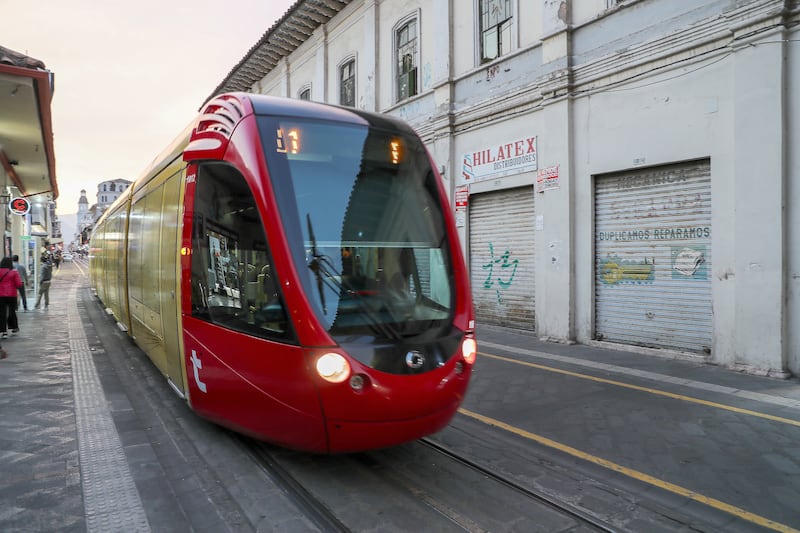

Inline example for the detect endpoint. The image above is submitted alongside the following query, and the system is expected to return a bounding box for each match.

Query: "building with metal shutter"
[207,0,800,378]
[595,161,712,353]
[470,187,535,330]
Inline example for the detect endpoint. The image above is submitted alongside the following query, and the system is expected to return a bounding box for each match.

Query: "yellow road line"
[459,407,799,533]
[481,352,800,428]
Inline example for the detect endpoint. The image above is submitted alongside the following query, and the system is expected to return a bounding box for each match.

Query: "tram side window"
[191,163,292,341]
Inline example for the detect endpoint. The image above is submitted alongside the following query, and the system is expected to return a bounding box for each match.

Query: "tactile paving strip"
[70,287,151,532]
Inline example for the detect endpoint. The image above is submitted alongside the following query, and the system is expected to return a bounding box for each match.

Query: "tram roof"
[247,93,416,136]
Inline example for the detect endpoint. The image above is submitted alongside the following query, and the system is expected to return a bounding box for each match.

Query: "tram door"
[160,171,184,392]
[128,161,186,393]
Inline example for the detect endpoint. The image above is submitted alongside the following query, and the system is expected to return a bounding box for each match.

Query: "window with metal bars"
[479,0,512,63]
[340,59,356,107]
[396,19,418,101]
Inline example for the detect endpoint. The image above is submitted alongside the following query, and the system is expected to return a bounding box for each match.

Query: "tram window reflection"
[191,163,292,341]
[262,117,455,338]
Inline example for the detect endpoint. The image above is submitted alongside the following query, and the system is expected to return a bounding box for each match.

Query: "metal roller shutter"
[595,160,712,353]
[469,187,535,330]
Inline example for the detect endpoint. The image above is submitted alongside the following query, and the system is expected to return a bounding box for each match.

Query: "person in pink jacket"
[0,256,23,339]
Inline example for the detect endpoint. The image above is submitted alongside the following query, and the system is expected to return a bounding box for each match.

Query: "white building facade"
[95,178,132,214]
[210,0,799,377]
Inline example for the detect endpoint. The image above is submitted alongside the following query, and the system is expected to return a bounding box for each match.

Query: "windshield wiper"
[307,214,327,314]
[305,214,402,340]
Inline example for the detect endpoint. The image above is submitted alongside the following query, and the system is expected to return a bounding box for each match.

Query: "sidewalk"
[0,264,87,531]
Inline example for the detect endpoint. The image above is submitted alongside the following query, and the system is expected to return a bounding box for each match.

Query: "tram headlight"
[461,337,477,365]
[316,353,351,383]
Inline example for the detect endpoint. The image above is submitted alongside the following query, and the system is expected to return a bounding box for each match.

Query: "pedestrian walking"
[12,254,28,311]
[0,256,23,338]
[34,255,53,310]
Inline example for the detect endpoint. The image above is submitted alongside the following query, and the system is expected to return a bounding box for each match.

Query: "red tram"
[90,93,476,453]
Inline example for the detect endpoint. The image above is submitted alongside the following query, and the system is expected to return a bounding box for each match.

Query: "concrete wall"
[787,16,800,376]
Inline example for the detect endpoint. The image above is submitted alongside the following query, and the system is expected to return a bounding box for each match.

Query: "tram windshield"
[261,116,454,339]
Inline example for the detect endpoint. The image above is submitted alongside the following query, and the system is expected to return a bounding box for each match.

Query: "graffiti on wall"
[482,243,519,303]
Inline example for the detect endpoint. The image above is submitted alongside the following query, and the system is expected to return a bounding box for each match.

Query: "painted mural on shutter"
[595,160,712,353]
[469,187,535,330]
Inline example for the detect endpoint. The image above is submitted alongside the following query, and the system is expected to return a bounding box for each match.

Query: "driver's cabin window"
[190,163,292,341]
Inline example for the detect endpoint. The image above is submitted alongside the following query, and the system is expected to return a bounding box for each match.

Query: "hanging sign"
[536,165,560,192]
[454,185,469,227]
[9,197,31,216]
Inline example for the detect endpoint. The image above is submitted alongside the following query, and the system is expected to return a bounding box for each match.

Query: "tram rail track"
[237,436,351,532]
[417,437,617,532]
[237,432,616,532]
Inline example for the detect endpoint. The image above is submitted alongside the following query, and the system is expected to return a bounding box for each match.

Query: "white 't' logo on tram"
[191,350,208,393]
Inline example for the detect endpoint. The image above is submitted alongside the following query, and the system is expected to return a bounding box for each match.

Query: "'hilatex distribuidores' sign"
[461,136,537,183]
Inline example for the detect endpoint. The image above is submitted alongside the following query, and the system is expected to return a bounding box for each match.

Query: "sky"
[2,0,296,235]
